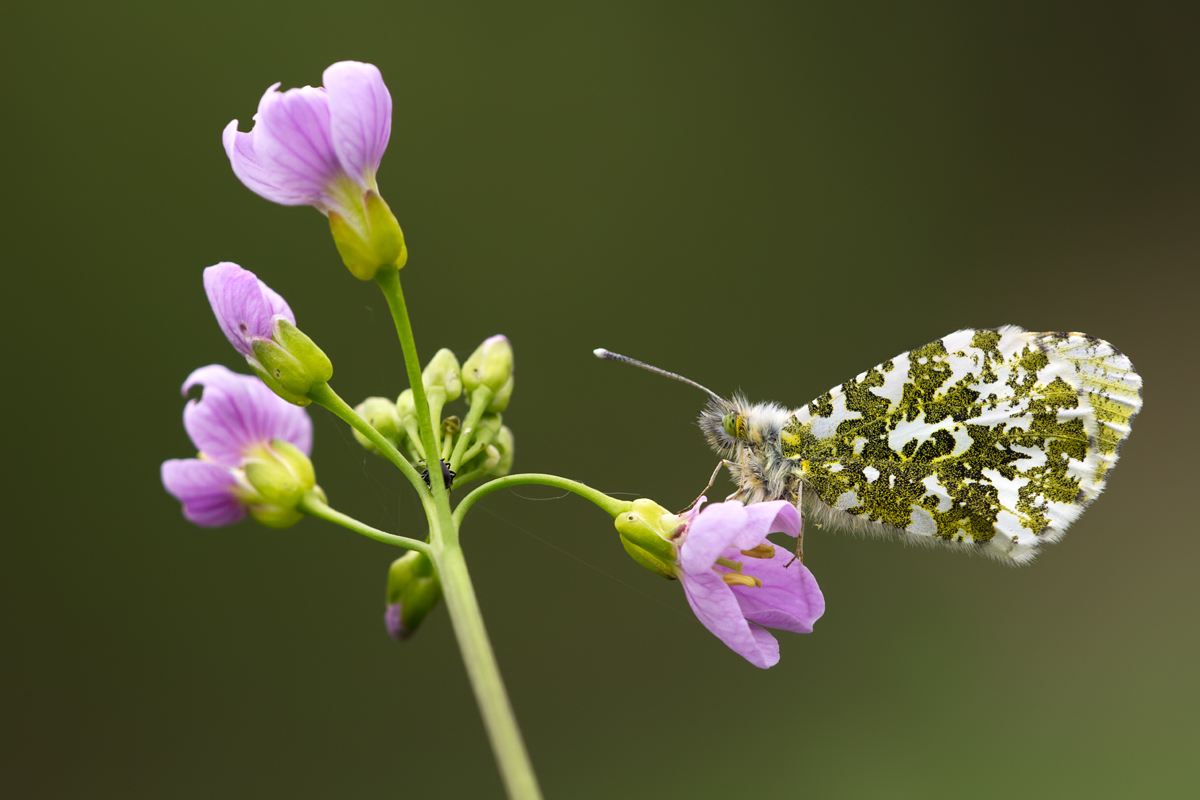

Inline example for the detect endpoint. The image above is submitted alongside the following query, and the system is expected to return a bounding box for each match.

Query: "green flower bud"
[352,397,404,454]
[395,388,416,424]
[485,426,514,478]
[487,375,513,413]
[329,189,407,281]
[423,348,463,402]
[614,499,684,580]
[463,335,514,396]
[385,551,442,640]
[394,389,425,460]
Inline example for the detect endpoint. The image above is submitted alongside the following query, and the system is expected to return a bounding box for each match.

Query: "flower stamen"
[714,556,744,573]
[721,573,762,588]
[740,544,776,559]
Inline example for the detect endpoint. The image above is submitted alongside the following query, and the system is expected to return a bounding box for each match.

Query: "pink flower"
[161,365,312,527]
[675,499,824,669]
[222,61,391,216]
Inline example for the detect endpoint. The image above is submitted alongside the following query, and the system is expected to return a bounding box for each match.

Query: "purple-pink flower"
[675,498,824,669]
[204,262,294,358]
[161,365,312,527]
[223,61,392,217]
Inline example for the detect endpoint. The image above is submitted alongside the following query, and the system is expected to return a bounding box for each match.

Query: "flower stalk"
[373,267,542,800]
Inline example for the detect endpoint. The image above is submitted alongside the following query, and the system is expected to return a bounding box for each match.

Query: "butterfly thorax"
[700,396,804,504]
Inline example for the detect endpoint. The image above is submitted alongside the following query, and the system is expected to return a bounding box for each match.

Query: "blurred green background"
[3,2,1198,797]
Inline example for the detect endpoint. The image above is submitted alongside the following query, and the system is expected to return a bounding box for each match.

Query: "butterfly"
[597,326,1142,564]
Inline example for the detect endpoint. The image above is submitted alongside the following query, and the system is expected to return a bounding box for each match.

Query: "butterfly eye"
[722,413,741,438]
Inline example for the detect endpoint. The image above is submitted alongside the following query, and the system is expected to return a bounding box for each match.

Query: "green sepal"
[273,318,333,383]
[613,499,683,580]
[270,439,316,490]
[251,339,314,397]
[243,439,316,508]
[247,358,310,406]
[249,505,304,529]
[328,190,407,281]
[487,375,513,413]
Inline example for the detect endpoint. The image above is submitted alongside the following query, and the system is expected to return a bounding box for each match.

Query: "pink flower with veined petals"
[222,61,392,216]
[161,365,312,526]
[675,498,824,668]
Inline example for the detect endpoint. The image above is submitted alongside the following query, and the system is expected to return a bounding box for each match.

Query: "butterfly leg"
[682,459,737,514]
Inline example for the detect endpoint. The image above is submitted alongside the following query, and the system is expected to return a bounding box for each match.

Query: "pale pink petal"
[258,279,294,322]
[181,365,312,465]
[251,84,342,206]
[730,546,825,634]
[203,263,274,356]
[324,61,391,186]
[743,501,802,539]
[680,500,797,575]
[222,114,311,206]
[680,570,780,669]
[161,459,245,527]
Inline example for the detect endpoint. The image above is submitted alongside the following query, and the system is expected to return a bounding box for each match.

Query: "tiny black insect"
[420,459,456,489]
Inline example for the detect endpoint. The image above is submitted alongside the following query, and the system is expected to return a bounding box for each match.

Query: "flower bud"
[463,335,514,397]
[487,375,513,413]
[352,397,404,453]
[423,349,463,402]
[394,389,425,460]
[329,190,407,281]
[614,499,684,580]
[385,550,441,640]
[485,426,514,478]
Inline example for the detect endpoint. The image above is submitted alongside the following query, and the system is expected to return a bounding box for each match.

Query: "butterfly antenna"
[593,348,723,400]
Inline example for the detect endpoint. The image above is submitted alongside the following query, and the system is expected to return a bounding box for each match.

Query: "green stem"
[454,473,633,526]
[375,268,451,510]
[298,492,431,555]
[436,543,542,800]
[375,267,540,799]
[449,386,493,470]
[308,382,430,503]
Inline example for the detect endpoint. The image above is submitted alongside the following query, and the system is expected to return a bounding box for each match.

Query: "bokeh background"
[4,2,1198,797]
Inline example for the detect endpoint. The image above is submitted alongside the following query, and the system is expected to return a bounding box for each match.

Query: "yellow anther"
[740,544,776,559]
[721,573,762,588]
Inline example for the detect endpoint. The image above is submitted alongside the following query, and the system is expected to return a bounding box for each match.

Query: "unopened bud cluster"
[352,335,515,489]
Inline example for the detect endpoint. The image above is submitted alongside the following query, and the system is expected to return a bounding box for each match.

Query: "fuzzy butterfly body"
[699,326,1142,564]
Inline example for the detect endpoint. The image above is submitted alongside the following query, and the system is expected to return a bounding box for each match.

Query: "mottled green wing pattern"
[779,326,1141,563]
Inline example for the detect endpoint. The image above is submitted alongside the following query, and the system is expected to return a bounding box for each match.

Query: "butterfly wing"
[780,326,1141,563]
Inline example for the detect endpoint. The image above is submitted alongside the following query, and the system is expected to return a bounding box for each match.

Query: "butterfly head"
[700,394,751,459]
